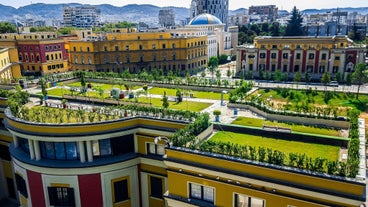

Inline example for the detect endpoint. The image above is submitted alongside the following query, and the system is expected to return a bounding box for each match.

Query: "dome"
[188,13,223,25]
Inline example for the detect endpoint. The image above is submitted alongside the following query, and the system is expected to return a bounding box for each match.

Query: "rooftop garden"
[231,116,341,137]
[172,107,361,178]
[246,88,368,116]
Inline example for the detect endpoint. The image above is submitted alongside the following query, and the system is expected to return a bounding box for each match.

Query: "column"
[13,135,18,148]
[28,139,35,160]
[86,140,93,162]
[78,141,86,163]
[33,140,41,161]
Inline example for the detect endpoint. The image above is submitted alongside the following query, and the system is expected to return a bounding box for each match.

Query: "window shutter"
[48,187,57,206]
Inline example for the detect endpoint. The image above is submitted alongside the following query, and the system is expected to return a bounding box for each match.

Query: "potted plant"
[213,110,221,122]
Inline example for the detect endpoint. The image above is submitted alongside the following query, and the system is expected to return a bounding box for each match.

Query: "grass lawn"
[148,87,229,100]
[250,88,368,114]
[231,117,341,137]
[136,96,212,112]
[210,131,340,161]
[43,88,110,98]
[44,88,212,112]
[66,82,141,90]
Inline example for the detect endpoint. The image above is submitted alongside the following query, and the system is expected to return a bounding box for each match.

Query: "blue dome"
[188,13,223,25]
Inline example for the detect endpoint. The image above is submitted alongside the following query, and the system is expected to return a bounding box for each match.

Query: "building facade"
[236,35,366,81]
[63,6,101,28]
[0,32,69,76]
[1,102,366,207]
[0,48,21,81]
[248,5,278,22]
[190,0,229,29]
[158,9,175,28]
[68,31,208,74]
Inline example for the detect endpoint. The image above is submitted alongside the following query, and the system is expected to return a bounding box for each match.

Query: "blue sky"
[2,0,368,11]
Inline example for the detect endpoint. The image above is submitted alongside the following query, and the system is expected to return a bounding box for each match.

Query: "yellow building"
[0,47,21,81]
[0,32,69,76]
[68,31,208,74]
[0,97,364,207]
[237,35,366,81]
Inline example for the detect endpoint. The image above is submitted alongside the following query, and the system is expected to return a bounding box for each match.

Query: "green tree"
[335,72,342,83]
[352,62,368,99]
[218,54,229,64]
[208,56,219,83]
[0,22,16,33]
[305,72,311,83]
[285,7,304,36]
[346,73,352,85]
[321,72,331,92]
[274,70,283,82]
[294,71,301,88]
[162,91,169,109]
[270,22,281,36]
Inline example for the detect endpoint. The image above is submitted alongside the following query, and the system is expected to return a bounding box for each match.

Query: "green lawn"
[43,88,110,98]
[135,97,211,112]
[231,117,341,137]
[66,82,141,90]
[249,88,368,114]
[210,131,340,161]
[44,88,212,112]
[148,87,229,100]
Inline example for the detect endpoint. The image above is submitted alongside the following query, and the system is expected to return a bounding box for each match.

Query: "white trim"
[165,161,362,206]
[12,157,140,175]
[42,174,81,207]
[140,172,149,207]
[101,165,139,207]
[13,162,32,207]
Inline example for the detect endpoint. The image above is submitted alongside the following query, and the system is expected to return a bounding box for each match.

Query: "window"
[321,53,327,60]
[283,64,288,72]
[104,46,108,52]
[189,183,214,203]
[271,53,276,59]
[113,178,129,203]
[147,143,165,155]
[152,44,156,49]
[150,176,163,199]
[259,53,266,58]
[162,44,166,49]
[15,174,28,198]
[139,45,143,50]
[234,193,265,207]
[40,142,78,160]
[296,53,301,60]
[48,186,75,206]
[307,65,313,73]
[126,46,129,51]
[271,64,276,72]
[115,46,119,51]
[18,138,29,154]
[172,43,176,48]
[272,45,277,49]
[308,53,315,60]
[282,53,288,59]
[294,65,300,72]
[332,66,338,73]
[319,66,325,73]
[335,56,340,60]
[92,139,111,157]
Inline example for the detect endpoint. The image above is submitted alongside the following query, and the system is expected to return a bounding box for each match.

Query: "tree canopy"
[285,7,304,36]
[352,62,368,99]
[0,22,16,33]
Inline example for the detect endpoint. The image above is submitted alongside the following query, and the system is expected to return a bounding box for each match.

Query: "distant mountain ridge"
[0,3,367,23]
